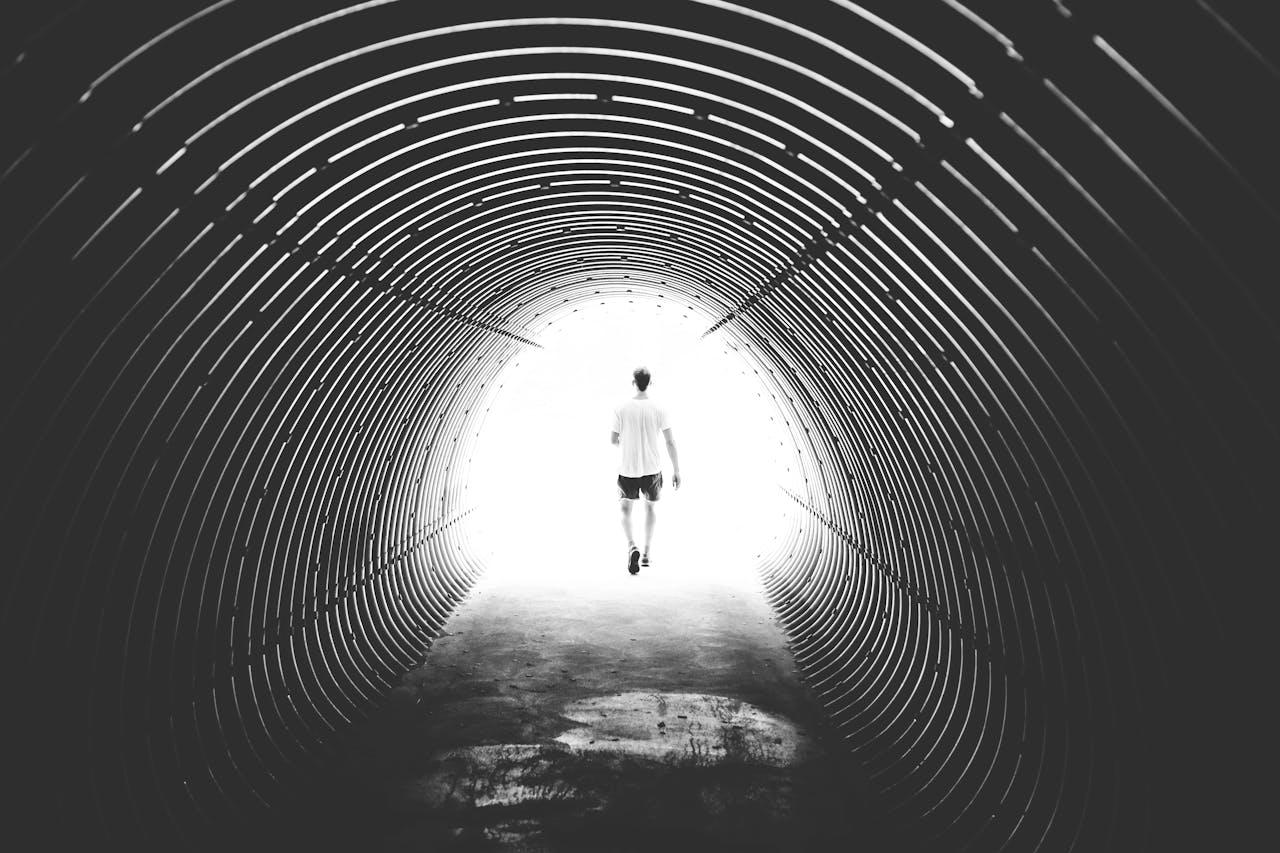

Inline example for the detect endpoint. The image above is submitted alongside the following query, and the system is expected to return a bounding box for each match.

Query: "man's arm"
[663,427,681,488]
[610,431,620,446]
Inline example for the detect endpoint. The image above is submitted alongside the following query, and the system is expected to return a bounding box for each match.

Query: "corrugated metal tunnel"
[2,1,1275,850]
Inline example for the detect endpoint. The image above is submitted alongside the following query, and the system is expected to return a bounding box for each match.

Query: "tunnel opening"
[463,298,804,587]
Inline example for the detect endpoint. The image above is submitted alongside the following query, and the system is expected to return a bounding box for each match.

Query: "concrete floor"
[334,551,911,852]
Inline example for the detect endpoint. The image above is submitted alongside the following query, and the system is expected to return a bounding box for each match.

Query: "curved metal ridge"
[1,2,1274,851]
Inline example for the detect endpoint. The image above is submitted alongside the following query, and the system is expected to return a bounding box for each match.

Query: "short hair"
[633,366,651,391]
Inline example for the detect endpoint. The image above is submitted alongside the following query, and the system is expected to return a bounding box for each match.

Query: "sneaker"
[628,545,640,575]
[640,552,651,568]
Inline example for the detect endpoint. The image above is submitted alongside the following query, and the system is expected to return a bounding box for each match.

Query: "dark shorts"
[617,472,663,501]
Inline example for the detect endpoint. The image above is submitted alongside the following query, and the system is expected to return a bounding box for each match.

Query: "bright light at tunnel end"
[463,299,803,588]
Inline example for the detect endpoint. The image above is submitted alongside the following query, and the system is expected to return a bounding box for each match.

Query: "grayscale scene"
[1,2,1273,852]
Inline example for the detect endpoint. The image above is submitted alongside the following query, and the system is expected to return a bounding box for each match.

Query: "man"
[611,367,681,574]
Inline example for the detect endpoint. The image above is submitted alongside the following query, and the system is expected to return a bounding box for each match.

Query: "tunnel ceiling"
[1,2,1275,851]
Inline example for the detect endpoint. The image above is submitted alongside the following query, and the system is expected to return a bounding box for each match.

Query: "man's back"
[614,398,670,477]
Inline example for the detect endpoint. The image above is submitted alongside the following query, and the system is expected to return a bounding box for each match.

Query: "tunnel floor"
[337,552,909,852]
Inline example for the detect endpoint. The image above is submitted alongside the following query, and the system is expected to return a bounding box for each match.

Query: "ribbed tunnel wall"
[2,2,1274,850]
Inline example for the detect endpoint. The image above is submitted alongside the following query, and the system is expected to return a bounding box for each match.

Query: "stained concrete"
[335,554,912,852]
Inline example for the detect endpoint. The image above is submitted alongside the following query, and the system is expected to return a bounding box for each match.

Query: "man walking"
[611,367,681,574]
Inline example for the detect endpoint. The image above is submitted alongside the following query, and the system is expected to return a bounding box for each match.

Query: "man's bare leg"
[642,499,656,559]
[620,498,637,549]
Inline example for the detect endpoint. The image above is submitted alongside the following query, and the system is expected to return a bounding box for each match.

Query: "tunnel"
[1,1,1275,850]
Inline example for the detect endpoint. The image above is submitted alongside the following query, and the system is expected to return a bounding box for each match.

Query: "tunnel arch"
[1,1,1274,850]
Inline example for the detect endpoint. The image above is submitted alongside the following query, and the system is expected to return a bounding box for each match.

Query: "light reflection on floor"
[357,518,893,852]
[553,691,810,766]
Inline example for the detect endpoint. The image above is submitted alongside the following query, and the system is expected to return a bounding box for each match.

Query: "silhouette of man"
[611,367,681,574]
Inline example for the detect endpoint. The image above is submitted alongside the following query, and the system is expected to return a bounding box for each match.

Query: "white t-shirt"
[613,397,671,477]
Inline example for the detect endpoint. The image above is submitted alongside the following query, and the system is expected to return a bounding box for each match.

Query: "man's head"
[632,366,651,392]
